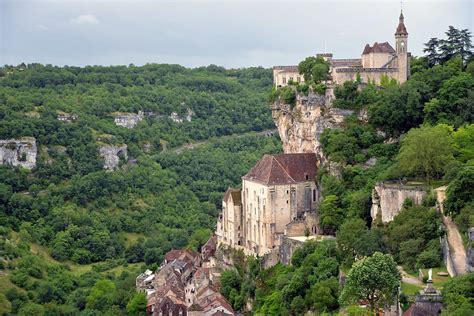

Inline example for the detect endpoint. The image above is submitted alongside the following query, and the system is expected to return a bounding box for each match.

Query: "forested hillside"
[0,64,281,314]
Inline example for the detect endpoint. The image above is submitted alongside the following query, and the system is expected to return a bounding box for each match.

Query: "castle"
[216,153,321,257]
[273,12,410,87]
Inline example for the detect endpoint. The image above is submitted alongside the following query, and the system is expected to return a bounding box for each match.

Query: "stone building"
[273,11,410,87]
[216,153,320,257]
[370,181,427,223]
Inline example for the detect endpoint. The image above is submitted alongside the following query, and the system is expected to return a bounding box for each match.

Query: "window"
[289,77,293,82]
[297,76,301,83]
[313,189,317,202]
[305,173,309,180]
[286,190,289,194]
[286,200,289,204]
[282,77,286,84]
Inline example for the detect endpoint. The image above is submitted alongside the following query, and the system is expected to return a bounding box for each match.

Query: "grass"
[401,282,424,296]
[420,267,451,287]
[122,232,145,247]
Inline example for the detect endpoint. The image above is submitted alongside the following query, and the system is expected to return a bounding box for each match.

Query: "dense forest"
[0,25,473,316]
[0,65,281,314]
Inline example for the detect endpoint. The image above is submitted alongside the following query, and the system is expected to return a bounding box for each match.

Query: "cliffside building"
[273,12,410,87]
[216,153,320,256]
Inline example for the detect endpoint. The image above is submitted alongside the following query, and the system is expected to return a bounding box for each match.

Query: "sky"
[1,0,473,68]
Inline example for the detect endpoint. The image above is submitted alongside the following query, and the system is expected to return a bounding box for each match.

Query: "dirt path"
[170,129,277,154]
[435,186,467,275]
[442,215,467,275]
[398,266,422,285]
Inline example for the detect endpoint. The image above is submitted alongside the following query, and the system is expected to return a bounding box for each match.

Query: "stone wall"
[0,137,37,169]
[99,144,128,170]
[370,182,427,223]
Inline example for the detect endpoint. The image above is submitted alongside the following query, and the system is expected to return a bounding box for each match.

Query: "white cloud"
[70,14,100,25]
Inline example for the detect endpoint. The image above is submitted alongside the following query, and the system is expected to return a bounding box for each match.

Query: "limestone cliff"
[99,144,128,170]
[371,182,427,223]
[271,92,354,159]
[0,137,37,169]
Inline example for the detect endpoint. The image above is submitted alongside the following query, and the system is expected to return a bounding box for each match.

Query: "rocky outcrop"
[99,144,127,170]
[113,112,145,129]
[272,91,354,159]
[0,137,37,169]
[371,182,427,223]
[169,108,194,123]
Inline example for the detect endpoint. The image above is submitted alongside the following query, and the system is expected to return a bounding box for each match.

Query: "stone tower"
[395,11,409,83]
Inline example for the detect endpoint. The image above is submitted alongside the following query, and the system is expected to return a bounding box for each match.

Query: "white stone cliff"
[0,137,37,169]
[371,182,427,223]
[99,144,128,170]
[271,91,355,159]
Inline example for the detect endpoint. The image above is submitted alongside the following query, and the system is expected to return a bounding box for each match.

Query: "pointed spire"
[395,10,408,36]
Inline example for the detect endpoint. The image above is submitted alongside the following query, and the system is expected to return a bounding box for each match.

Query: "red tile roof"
[243,153,317,185]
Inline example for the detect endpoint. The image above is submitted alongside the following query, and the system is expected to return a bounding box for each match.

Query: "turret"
[395,11,409,83]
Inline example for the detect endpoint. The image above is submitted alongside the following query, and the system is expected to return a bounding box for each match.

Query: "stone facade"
[370,182,427,223]
[274,12,410,88]
[216,153,320,257]
[98,144,128,170]
[0,137,37,169]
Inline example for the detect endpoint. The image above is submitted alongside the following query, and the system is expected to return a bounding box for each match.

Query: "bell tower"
[395,11,409,83]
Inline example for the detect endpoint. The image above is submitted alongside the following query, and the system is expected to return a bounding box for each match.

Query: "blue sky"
[1,0,473,68]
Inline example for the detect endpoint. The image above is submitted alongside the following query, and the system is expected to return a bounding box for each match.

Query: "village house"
[138,245,234,316]
[216,153,320,257]
[273,11,410,87]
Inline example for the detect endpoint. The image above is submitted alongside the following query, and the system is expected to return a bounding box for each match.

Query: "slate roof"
[362,42,396,54]
[395,12,408,36]
[243,153,317,185]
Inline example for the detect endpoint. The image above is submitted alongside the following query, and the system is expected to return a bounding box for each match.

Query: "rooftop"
[243,153,317,185]
[362,42,396,55]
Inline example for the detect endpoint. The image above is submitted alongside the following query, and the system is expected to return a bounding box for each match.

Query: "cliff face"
[99,144,128,170]
[272,92,354,159]
[0,137,37,169]
[371,182,427,223]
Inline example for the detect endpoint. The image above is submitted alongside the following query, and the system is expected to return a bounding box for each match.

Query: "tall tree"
[340,252,400,313]
[423,38,440,67]
[298,56,330,84]
[396,125,454,182]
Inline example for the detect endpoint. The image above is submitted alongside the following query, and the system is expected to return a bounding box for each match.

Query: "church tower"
[395,11,409,83]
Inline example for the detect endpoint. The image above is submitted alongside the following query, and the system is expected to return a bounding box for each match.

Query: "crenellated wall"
[370,182,427,223]
[0,137,37,169]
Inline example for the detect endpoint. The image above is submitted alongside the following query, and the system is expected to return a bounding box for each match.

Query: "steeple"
[395,11,408,36]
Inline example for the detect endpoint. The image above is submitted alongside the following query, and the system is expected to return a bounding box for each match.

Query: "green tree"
[441,273,474,315]
[220,269,241,300]
[126,292,147,316]
[86,279,117,311]
[397,125,454,182]
[444,168,474,216]
[340,252,400,313]
[298,56,330,84]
